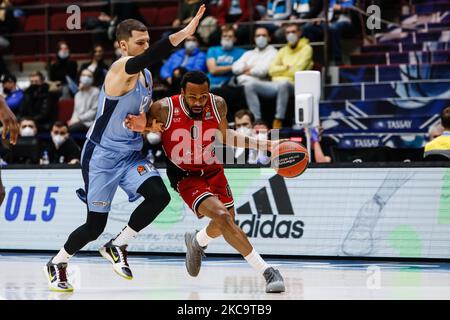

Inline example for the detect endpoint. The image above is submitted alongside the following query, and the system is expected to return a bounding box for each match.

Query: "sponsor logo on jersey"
[137,165,148,176]
[92,201,109,207]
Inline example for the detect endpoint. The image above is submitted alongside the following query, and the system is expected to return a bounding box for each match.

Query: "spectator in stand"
[206,25,245,89]
[19,71,52,131]
[49,41,78,98]
[293,0,324,19]
[1,74,24,114]
[0,0,13,50]
[207,26,246,120]
[79,45,109,88]
[424,107,450,160]
[259,0,293,43]
[244,23,313,129]
[428,122,444,142]
[68,69,99,133]
[253,119,271,164]
[232,110,271,164]
[302,0,354,64]
[310,126,332,163]
[160,35,207,86]
[207,0,258,45]
[6,117,41,164]
[230,27,277,121]
[142,131,166,165]
[44,121,80,165]
[232,27,278,86]
[233,109,256,164]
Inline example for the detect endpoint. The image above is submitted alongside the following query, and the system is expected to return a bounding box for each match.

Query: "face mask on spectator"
[58,50,69,59]
[185,41,198,52]
[20,127,35,137]
[256,132,268,140]
[80,75,93,86]
[146,132,161,145]
[51,133,67,148]
[236,126,253,136]
[221,38,234,50]
[255,36,268,49]
[286,32,299,45]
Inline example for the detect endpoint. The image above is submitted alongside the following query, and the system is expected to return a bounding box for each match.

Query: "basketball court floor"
[0,253,449,300]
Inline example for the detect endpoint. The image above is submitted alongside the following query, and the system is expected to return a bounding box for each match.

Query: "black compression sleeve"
[125,37,174,74]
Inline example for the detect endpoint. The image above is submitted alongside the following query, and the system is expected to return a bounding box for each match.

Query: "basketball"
[271,141,309,178]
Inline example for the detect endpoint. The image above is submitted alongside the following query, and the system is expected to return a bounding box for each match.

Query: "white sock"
[244,249,270,275]
[52,248,72,264]
[112,226,138,246]
[196,227,215,247]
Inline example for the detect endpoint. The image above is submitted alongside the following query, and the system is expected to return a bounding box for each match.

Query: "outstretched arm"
[106,5,205,96]
[120,5,206,75]
[214,95,274,151]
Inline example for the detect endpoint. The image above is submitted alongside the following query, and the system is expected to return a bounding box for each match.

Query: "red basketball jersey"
[161,94,223,172]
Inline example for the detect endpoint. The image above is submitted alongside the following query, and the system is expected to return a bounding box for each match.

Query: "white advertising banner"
[0,167,449,259]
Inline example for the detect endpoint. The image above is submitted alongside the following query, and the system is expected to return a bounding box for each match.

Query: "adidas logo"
[235,175,304,239]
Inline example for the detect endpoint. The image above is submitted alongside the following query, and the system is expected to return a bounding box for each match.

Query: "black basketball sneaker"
[99,240,133,280]
[46,259,74,292]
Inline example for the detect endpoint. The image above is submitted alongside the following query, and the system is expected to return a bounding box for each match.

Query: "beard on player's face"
[182,86,209,119]
[185,99,204,119]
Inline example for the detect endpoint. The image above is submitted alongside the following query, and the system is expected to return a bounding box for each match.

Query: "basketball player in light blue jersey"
[46,6,206,292]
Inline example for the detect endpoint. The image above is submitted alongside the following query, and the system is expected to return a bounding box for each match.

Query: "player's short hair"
[234,109,255,123]
[116,19,148,42]
[181,71,210,90]
[441,107,450,129]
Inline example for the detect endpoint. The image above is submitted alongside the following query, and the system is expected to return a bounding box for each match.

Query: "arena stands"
[1,0,449,163]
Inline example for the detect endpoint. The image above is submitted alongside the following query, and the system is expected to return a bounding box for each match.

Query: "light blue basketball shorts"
[80,140,160,213]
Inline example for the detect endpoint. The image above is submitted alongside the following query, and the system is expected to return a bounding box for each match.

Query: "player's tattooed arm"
[124,98,167,133]
[215,95,267,150]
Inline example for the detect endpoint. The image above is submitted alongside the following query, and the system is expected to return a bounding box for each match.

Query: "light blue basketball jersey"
[86,68,153,152]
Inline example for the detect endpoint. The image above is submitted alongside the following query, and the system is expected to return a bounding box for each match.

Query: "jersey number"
[190,125,199,140]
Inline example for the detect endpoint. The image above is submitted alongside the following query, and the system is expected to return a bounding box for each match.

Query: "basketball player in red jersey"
[125,71,285,293]
[0,96,19,205]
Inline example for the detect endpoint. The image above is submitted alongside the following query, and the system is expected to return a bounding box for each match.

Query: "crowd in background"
[1,0,447,165]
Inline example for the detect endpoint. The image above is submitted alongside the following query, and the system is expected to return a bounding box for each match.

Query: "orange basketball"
[271,141,309,178]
